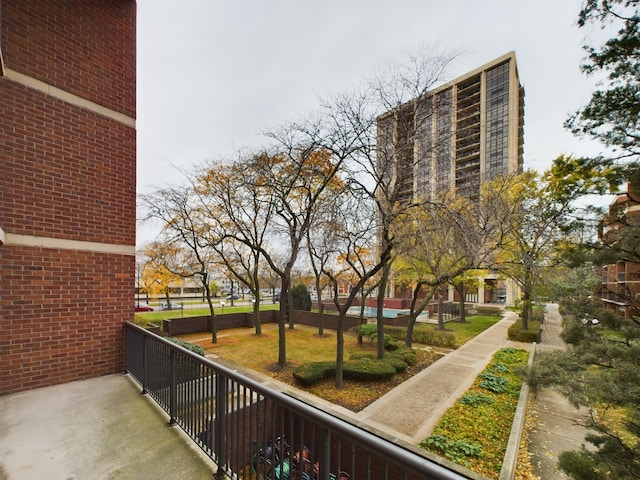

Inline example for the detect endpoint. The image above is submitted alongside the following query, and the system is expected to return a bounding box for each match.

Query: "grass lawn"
[180,324,441,411]
[436,315,502,345]
[134,303,279,324]
[171,313,504,411]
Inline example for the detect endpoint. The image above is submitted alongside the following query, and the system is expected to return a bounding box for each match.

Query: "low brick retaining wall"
[162,310,365,336]
[163,311,279,336]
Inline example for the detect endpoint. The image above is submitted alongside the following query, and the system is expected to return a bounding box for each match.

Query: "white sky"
[136,0,608,246]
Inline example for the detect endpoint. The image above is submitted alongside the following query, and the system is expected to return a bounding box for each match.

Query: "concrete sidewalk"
[527,304,590,480]
[356,311,524,444]
[0,374,215,480]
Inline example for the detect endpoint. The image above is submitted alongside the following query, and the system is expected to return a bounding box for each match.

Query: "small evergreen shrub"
[167,337,206,357]
[343,359,396,381]
[164,337,206,383]
[358,324,378,338]
[292,284,312,311]
[292,361,335,386]
[392,346,417,366]
[383,355,408,373]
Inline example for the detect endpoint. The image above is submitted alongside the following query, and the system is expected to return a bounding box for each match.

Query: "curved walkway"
[355,311,524,445]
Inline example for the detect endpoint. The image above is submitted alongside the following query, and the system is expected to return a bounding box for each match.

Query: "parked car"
[161,302,183,311]
[134,305,154,312]
[228,294,240,300]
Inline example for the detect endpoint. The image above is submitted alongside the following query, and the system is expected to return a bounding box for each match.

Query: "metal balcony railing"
[124,322,472,480]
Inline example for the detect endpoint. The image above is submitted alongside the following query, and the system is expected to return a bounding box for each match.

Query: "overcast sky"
[136,0,607,246]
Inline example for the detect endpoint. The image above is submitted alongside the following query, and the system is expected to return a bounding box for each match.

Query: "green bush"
[507,320,541,342]
[357,324,399,350]
[348,351,375,361]
[358,323,378,337]
[343,359,396,381]
[392,346,418,366]
[292,361,335,386]
[167,337,206,356]
[413,328,456,348]
[292,284,312,311]
[383,355,408,373]
[163,337,206,384]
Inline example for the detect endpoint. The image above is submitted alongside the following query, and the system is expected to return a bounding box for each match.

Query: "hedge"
[293,350,415,386]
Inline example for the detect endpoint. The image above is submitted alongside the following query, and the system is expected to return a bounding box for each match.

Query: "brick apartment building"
[596,173,640,318]
[0,1,137,394]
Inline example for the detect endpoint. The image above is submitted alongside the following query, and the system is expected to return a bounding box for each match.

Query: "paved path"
[527,304,591,480]
[355,311,522,444]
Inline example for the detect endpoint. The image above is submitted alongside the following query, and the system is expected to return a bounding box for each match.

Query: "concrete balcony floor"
[0,374,215,480]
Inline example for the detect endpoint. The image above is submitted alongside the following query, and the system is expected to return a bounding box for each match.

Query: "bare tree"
[195,159,273,335]
[140,184,220,342]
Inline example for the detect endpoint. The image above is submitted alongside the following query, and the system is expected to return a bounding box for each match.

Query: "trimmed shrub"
[343,359,396,381]
[349,352,375,361]
[413,328,456,348]
[293,361,335,386]
[507,320,541,342]
[390,346,418,366]
[167,337,206,357]
[383,355,409,372]
[358,323,378,338]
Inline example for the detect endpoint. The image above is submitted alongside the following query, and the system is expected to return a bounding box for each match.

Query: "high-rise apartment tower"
[377,52,524,202]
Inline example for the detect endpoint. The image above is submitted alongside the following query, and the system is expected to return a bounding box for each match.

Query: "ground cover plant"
[419,347,529,479]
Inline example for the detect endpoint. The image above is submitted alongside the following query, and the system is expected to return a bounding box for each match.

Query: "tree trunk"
[521,291,530,331]
[406,314,416,348]
[204,281,217,343]
[376,263,391,359]
[459,293,466,323]
[253,295,262,336]
[437,296,445,330]
[278,276,289,366]
[335,313,345,388]
[316,278,324,336]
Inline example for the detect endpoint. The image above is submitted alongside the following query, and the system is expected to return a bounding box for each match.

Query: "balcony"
[0,322,475,480]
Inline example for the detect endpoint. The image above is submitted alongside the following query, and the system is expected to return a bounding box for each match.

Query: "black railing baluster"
[214,373,228,479]
[169,348,177,425]
[124,322,472,480]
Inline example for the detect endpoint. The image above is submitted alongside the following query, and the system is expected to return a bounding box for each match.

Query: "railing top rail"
[124,321,473,479]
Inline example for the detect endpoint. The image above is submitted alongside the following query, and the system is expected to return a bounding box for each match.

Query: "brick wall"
[0,80,136,244]
[0,0,136,394]
[1,0,136,117]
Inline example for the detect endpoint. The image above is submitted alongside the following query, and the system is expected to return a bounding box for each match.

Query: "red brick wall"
[0,0,136,393]
[0,80,136,244]
[0,247,133,392]
[1,0,136,117]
